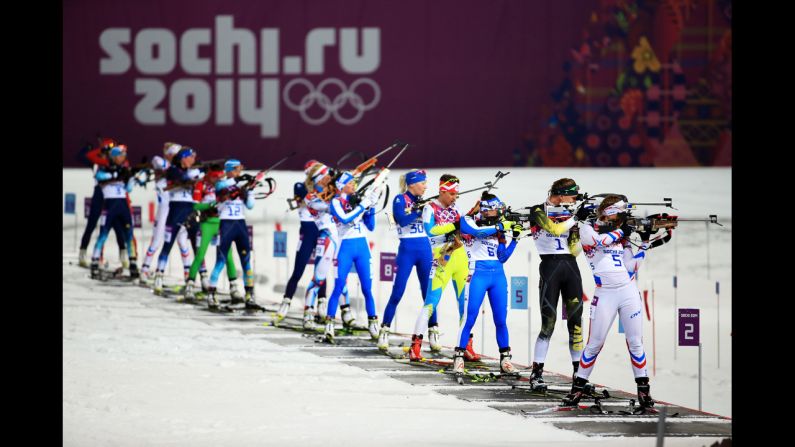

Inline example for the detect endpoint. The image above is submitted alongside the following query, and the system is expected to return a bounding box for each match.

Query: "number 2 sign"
[678,308,700,346]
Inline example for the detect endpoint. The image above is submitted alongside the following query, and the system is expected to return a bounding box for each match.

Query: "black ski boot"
[636,377,655,408]
[530,362,546,389]
[572,361,580,382]
[90,261,100,279]
[129,261,140,279]
[244,287,264,311]
[562,377,589,406]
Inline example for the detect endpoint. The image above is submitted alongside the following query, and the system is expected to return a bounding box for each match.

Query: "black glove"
[620,222,634,236]
[575,204,591,221]
[348,193,361,208]
[597,221,616,234]
[453,219,461,232]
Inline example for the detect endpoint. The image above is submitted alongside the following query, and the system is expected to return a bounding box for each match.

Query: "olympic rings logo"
[282,78,381,126]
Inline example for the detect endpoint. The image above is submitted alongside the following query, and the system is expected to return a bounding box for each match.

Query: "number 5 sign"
[678,308,700,346]
[511,276,528,310]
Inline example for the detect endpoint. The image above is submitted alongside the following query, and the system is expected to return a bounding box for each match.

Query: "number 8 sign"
[380,252,397,282]
[678,308,700,346]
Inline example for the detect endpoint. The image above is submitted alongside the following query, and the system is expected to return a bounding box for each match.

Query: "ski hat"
[174,147,196,161]
[164,143,182,157]
[335,171,356,190]
[206,169,225,181]
[304,159,320,175]
[109,145,126,157]
[224,159,242,172]
[479,195,504,212]
[405,169,427,185]
[100,138,117,152]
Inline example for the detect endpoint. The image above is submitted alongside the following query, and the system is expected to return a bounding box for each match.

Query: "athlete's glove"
[360,185,381,208]
[597,221,616,234]
[368,186,382,204]
[620,222,634,236]
[360,186,381,209]
[512,223,523,238]
[497,219,515,232]
[359,194,376,209]
[574,204,591,221]
[452,218,461,232]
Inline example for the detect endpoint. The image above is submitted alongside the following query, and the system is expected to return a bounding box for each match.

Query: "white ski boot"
[229,281,245,304]
[153,272,164,295]
[324,319,335,342]
[367,317,380,340]
[428,325,442,352]
[183,281,196,301]
[78,249,89,268]
[377,326,390,351]
[139,267,152,284]
[200,271,210,292]
[120,251,129,270]
[274,298,291,323]
[453,349,465,375]
[315,297,328,323]
[207,288,220,310]
[499,349,518,374]
[303,308,316,330]
[341,305,356,328]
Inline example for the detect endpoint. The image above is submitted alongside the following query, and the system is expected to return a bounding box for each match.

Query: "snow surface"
[64,167,731,444]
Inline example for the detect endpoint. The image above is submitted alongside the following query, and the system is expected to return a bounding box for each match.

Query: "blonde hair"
[305,163,338,198]
[304,163,325,191]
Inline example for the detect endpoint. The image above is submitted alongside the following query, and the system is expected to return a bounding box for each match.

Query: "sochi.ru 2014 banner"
[63,0,595,169]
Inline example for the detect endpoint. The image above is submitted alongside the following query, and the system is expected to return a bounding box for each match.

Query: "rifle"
[97,157,154,187]
[127,156,156,186]
[349,141,410,210]
[626,214,723,233]
[574,193,677,220]
[317,140,402,202]
[410,171,510,213]
[236,151,296,200]
[465,171,510,216]
[502,206,536,226]
[193,158,227,170]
